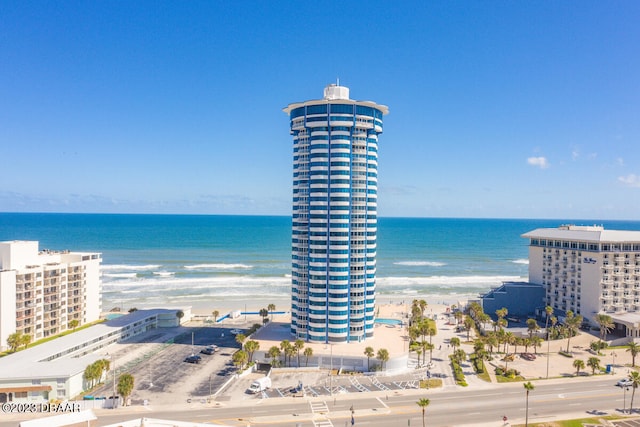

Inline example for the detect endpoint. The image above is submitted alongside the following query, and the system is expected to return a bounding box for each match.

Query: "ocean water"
[1,213,639,311]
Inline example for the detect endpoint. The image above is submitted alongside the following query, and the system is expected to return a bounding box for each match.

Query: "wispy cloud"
[527,156,550,169]
[619,174,640,188]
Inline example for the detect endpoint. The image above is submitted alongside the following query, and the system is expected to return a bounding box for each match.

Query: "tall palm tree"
[628,342,640,367]
[244,340,260,362]
[377,348,390,370]
[259,308,269,324]
[280,340,292,367]
[426,325,437,361]
[545,306,554,379]
[303,347,313,367]
[573,359,585,376]
[524,381,535,426]
[267,303,276,321]
[496,308,508,330]
[416,398,430,427]
[364,346,375,371]
[267,346,281,367]
[564,311,583,353]
[449,337,461,352]
[294,339,305,367]
[629,370,640,413]
[212,310,219,323]
[526,318,540,339]
[463,316,474,341]
[595,313,614,342]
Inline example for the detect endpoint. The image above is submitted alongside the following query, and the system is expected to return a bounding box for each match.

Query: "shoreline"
[103,294,474,318]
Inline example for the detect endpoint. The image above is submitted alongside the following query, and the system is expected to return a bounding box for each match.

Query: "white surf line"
[376,396,389,408]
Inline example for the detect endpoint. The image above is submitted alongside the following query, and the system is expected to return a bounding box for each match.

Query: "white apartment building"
[0,241,102,351]
[522,225,640,339]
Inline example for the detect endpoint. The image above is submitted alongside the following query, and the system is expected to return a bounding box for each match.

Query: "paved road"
[5,375,639,427]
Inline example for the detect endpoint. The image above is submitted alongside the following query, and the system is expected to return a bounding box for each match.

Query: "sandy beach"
[178,294,473,318]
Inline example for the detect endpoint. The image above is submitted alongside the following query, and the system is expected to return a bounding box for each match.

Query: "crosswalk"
[309,401,333,427]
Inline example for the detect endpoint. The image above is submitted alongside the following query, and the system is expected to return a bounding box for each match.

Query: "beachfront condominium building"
[522,225,640,339]
[283,84,388,343]
[0,241,102,351]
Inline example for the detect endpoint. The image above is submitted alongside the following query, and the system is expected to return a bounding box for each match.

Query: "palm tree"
[410,342,423,366]
[564,310,583,353]
[267,346,281,367]
[595,313,614,342]
[7,332,23,352]
[117,373,135,406]
[454,349,467,363]
[294,339,305,367]
[20,334,32,350]
[416,398,430,427]
[463,316,474,341]
[426,324,437,362]
[244,340,260,362]
[232,349,248,370]
[545,306,554,379]
[364,346,375,371]
[526,318,540,339]
[303,347,313,367]
[587,356,601,375]
[629,370,640,413]
[628,342,640,367]
[212,310,219,323]
[377,348,390,370]
[449,337,461,352]
[524,381,535,426]
[280,340,292,367]
[573,359,585,376]
[267,303,276,321]
[259,308,269,324]
[496,308,508,330]
[235,333,246,347]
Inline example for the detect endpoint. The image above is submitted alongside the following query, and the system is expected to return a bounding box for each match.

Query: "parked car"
[617,379,633,387]
[184,355,202,364]
[521,353,536,361]
[200,346,217,355]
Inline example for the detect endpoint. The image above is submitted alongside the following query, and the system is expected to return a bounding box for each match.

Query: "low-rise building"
[0,308,186,404]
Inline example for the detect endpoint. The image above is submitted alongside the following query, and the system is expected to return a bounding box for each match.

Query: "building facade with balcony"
[0,241,102,351]
[522,225,640,339]
[283,84,388,343]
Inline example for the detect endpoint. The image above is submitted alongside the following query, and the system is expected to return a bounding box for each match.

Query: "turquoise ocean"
[1,213,639,312]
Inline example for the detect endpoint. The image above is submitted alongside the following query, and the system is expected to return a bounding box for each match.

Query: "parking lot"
[90,322,247,406]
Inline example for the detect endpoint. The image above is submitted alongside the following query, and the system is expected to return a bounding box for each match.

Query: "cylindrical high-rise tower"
[283,84,388,343]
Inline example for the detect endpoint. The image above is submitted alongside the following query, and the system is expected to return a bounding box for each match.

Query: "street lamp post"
[329,344,333,397]
[546,330,551,379]
[611,351,617,374]
[107,353,116,409]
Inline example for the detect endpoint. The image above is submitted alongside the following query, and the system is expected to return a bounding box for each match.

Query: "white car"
[617,379,633,387]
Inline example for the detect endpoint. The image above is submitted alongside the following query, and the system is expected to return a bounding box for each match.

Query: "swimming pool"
[375,318,403,326]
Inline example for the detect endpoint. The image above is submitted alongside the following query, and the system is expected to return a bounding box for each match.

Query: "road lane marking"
[376,397,389,408]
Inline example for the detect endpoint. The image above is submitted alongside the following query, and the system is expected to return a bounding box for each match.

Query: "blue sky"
[1,1,639,219]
